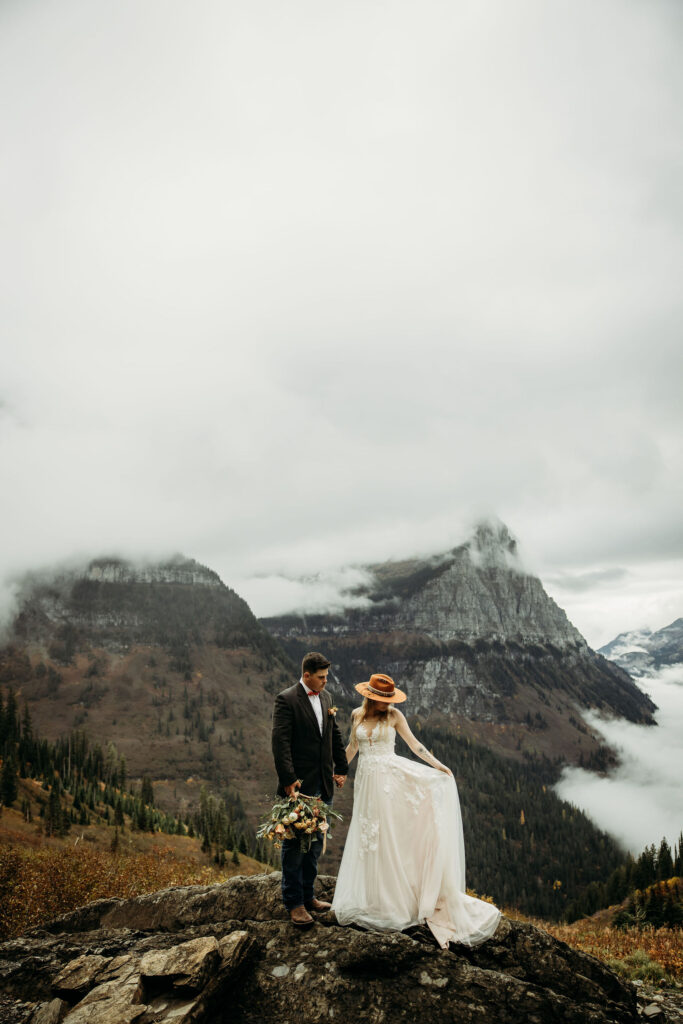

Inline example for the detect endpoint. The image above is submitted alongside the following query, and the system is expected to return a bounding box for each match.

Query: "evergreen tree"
[110,827,121,854]
[657,838,674,880]
[21,702,33,740]
[0,756,18,807]
[114,797,124,829]
[140,775,154,807]
[4,688,18,743]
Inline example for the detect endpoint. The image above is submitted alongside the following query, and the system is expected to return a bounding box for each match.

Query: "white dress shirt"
[300,677,323,735]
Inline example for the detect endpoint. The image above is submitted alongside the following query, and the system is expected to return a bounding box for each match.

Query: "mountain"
[0,541,650,920]
[0,555,296,830]
[261,521,656,763]
[599,618,683,677]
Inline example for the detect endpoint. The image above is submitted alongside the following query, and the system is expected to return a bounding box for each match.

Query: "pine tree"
[44,785,63,837]
[114,798,124,829]
[140,776,154,807]
[0,756,18,807]
[657,838,674,880]
[21,702,33,740]
[5,688,18,740]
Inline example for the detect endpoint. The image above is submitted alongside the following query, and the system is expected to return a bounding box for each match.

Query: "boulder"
[0,873,640,1024]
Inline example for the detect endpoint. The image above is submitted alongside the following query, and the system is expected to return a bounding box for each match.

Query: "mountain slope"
[1,556,296,829]
[262,522,655,763]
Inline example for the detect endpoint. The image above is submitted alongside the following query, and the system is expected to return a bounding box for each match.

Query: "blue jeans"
[280,777,329,910]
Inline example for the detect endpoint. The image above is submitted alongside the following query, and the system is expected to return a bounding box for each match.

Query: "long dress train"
[331,719,501,948]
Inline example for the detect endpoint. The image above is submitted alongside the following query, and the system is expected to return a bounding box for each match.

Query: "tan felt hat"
[355,673,407,703]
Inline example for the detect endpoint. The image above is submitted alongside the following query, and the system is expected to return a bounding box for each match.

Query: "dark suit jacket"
[272,682,349,804]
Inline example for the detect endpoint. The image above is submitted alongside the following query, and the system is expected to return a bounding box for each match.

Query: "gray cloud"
[555,665,683,853]
[545,569,630,593]
[0,0,682,648]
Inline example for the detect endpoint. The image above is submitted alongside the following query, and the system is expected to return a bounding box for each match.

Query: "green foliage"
[624,879,683,930]
[597,835,683,925]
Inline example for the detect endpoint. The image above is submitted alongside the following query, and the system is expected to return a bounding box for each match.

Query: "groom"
[271,651,348,926]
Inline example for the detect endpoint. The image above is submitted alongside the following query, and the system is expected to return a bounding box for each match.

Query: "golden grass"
[519,912,683,983]
[0,843,271,940]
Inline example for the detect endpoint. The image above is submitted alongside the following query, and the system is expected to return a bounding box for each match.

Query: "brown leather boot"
[304,898,331,912]
[289,905,314,927]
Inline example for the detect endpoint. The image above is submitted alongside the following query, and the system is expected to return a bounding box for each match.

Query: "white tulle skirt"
[332,750,501,948]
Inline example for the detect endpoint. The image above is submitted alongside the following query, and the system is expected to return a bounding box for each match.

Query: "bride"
[331,673,501,948]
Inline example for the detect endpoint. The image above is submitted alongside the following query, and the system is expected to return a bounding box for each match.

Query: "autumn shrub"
[536,917,683,984]
[0,844,232,939]
[607,950,671,986]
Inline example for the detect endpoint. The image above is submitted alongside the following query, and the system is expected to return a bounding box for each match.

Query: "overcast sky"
[1,0,682,647]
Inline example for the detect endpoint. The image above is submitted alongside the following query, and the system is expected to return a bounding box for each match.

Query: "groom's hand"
[333,774,346,789]
[285,781,300,797]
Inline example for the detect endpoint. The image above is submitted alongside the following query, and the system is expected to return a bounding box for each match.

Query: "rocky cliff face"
[354,522,585,647]
[262,523,655,755]
[85,558,222,588]
[11,556,281,657]
[599,618,683,677]
[0,873,640,1024]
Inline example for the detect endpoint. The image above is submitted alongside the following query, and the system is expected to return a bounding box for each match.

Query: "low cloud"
[545,568,629,593]
[555,665,683,854]
[0,580,20,643]
[236,566,376,619]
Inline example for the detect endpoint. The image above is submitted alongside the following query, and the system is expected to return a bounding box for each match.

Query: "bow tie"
[306,690,318,697]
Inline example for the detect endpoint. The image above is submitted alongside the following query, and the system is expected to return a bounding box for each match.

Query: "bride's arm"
[391,709,452,775]
[345,711,359,765]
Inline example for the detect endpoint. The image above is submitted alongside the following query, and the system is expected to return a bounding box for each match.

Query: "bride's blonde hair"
[350,696,393,744]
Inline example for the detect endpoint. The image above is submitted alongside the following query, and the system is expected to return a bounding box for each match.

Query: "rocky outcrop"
[0,873,640,1024]
[262,522,655,726]
[85,558,222,588]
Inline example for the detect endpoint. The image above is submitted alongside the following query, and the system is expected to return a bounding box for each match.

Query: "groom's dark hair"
[302,651,331,676]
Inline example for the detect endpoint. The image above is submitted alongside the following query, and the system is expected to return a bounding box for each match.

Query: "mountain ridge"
[261,522,655,763]
[599,617,683,677]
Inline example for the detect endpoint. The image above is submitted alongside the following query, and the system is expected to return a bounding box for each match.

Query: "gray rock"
[138,936,220,992]
[28,1000,70,1024]
[0,873,640,1024]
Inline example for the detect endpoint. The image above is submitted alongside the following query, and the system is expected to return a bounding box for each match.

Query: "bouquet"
[257,788,343,853]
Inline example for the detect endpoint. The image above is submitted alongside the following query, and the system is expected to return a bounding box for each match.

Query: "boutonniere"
[328,706,338,717]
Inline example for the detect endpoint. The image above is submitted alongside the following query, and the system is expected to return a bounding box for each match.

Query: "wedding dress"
[331,718,501,948]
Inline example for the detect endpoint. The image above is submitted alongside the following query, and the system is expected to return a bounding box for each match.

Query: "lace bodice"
[356,720,396,762]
